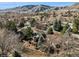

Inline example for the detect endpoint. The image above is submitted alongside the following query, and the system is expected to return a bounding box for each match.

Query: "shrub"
[13,51,21,57]
[0,28,20,57]
[53,11,56,17]
[47,27,53,34]
[49,46,55,54]
[61,23,69,34]
[72,20,78,33]
[0,22,4,28]
[72,23,78,33]
[30,18,36,27]
[21,27,33,39]
[40,31,47,38]
[53,20,62,32]
[35,32,47,49]
[18,22,24,28]
[56,44,61,48]
[6,21,17,31]
[48,21,53,26]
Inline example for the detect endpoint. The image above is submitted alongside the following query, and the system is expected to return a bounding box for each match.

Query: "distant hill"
[0,5,64,14]
[0,3,79,14]
[0,5,52,13]
[69,3,79,9]
[73,3,79,6]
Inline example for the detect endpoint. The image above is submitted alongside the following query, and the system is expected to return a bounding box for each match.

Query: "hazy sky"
[0,2,75,9]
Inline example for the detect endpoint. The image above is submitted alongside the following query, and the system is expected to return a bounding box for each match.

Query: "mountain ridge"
[0,3,79,13]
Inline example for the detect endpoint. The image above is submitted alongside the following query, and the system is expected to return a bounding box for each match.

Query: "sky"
[0,2,75,9]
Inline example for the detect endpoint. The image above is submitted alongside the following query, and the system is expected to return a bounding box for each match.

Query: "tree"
[0,28,20,57]
[62,23,69,34]
[72,19,78,33]
[53,20,62,32]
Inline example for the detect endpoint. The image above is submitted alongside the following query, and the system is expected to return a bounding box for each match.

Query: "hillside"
[0,2,79,57]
